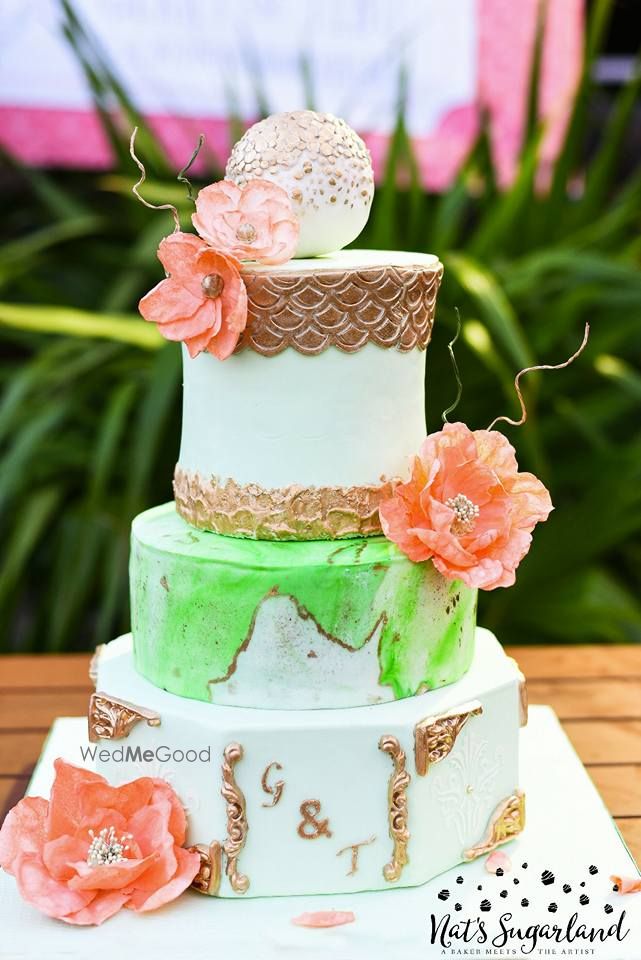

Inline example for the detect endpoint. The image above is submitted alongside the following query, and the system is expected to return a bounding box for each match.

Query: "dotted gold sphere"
[225,110,374,258]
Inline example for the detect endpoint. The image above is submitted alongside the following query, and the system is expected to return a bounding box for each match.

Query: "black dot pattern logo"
[432,860,608,924]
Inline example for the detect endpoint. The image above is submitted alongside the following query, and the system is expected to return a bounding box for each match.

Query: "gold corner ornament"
[221,742,250,894]
[414,700,483,776]
[189,841,222,896]
[88,644,105,688]
[88,692,161,743]
[379,734,410,883]
[463,791,526,861]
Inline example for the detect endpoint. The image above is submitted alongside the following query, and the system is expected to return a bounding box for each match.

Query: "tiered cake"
[90,111,532,900]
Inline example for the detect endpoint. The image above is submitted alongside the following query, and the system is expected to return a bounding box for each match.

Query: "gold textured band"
[174,467,393,540]
[237,261,443,357]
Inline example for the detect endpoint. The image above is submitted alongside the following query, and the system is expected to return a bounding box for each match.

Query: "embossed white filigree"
[434,732,504,847]
[129,760,201,817]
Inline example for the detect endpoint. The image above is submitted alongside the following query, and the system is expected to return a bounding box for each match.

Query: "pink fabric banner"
[0,0,583,190]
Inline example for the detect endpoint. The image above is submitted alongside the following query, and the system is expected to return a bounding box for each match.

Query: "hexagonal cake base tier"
[90,628,526,898]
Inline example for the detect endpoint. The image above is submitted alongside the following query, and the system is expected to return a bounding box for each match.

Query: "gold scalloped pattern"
[236,261,443,357]
[174,467,393,540]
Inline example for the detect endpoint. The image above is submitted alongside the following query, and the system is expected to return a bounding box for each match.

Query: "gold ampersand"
[297,800,332,840]
[261,761,285,808]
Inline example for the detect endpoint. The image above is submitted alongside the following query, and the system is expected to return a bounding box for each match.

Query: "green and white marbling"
[131,504,477,708]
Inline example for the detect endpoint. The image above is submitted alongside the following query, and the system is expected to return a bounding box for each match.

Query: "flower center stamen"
[445,493,480,536]
[201,273,224,298]
[86,826,132,866]
[235,222,257,243]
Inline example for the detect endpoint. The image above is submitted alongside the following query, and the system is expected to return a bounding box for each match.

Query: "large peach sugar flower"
[379,422,552,590]
[139,232,247,359]
[192,179,299,264]
[0,759,200,925]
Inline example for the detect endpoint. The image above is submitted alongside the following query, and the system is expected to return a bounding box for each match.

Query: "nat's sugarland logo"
[428,861,631,956]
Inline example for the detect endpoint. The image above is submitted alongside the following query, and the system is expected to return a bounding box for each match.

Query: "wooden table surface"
[0,645,640,865]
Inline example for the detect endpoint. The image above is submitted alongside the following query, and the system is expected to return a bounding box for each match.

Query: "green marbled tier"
[131,503,477,709]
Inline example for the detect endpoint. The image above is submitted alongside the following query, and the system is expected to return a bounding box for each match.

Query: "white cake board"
[0,706,639,960]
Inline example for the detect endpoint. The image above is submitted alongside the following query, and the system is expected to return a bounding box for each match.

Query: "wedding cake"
[87,111,550,900]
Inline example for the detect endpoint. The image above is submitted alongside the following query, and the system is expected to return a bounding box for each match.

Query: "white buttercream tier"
[178,340,426,489]
[92,628,524,899]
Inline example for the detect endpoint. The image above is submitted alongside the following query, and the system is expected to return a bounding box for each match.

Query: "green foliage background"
[1,0,640,652]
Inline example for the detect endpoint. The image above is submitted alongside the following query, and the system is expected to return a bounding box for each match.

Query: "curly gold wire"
[487,322,590,431]
[442,309,463,424]
[129,127,181,232]
[177,134,205,204]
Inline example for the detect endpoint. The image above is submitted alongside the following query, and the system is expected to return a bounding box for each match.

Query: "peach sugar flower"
[139,231,247,359]
[379,422,552,590]
[0,758,200,925]
[192,179,299,265]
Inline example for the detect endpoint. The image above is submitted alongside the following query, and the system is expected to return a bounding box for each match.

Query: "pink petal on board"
[610,874,641,894]
[486,850,512,874]
[291,910,355,928]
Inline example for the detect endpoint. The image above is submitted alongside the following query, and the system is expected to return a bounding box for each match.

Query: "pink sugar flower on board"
[379,422,552,590]
[0,758,200,925]
[192,179,299,265]
[139,232,248,359]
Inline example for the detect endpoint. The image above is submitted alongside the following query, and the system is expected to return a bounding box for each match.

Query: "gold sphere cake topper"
[226,110,374,258]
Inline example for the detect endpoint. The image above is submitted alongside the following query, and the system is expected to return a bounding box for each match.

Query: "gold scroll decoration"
[88,692,160,743]
[414,700,483,777]
[236,261,443,357]
[173,468,393,540]
[379,734,410,883]
[188,841,222,896]
[221,742,250,894]
[463,791,526,861]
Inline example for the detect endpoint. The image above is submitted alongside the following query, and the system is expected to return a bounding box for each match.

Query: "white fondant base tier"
[92,628,524,899]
